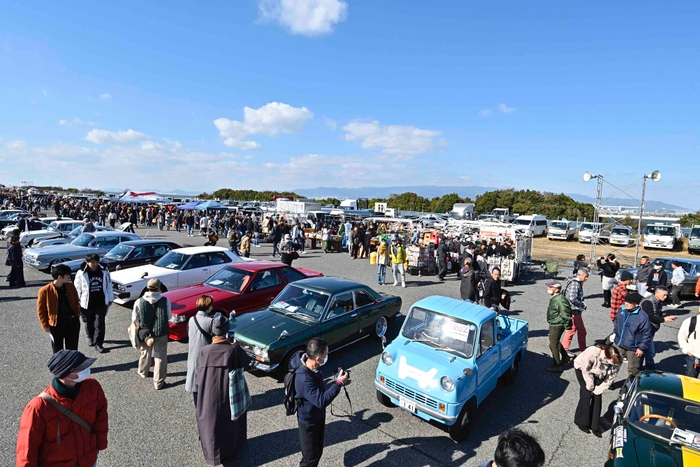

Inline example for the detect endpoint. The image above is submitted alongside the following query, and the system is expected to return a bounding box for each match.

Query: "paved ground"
[2,225,697,467]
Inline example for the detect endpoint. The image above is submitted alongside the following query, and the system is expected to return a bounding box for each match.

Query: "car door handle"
[351,314,358,318]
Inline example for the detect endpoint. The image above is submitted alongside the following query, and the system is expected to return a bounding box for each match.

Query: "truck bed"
[497,315,528,376]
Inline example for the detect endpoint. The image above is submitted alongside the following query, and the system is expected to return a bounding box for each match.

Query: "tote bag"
[229,368,252,421]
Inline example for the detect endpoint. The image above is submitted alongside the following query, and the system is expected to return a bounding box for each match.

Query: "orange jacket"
[16,379,109,467]
[696,276,700,295]
[37,282,80,329]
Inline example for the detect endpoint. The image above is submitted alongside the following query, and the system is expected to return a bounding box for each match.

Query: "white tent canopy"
[117,191,171,204]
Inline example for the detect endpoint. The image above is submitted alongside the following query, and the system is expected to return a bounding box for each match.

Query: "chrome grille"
[384,377,438,409]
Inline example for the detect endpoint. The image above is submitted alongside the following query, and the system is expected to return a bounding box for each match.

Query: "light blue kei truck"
[375,296,529,441]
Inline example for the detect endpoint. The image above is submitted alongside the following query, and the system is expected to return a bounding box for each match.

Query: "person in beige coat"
[573,344,622,437]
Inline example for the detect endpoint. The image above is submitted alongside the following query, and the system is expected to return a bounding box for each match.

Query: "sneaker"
[137,371,147,379]
[393,282,398,287]
[402,283,406,288]
[566,350,576,358]
[88,341,96,347]
[546,365,563,373]
[95,344,106,354]
[155,382,166,390]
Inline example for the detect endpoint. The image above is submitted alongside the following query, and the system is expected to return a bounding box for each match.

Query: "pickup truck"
[375,296,528,441]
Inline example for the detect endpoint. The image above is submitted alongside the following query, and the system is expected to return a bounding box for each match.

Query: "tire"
[373,316,389,339]
[276,347,305,378]
[501,354,521,386]
[449,400,476,442]
[376,390,395,407]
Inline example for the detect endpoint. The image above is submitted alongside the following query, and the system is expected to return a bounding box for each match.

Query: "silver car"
[617,257,700,297]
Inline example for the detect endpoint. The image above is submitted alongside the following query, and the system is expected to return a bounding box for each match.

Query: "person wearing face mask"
[545,281,572,372]
[291,338,348,467]
[612,292,652,377]
[389,236,406,288]
[572,344,622,437]
[186,295,216,407]
[645,260,668,296]
[16,350,108,466]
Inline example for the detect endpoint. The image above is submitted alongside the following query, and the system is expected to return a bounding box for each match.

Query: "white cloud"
[343,120,443,155]
[258,0,348,36]
[59,118,95,127]
[84,129,148,144]
[41,88,48,96]
[324,118,338,131]
[6,140,27,150]
[498,103,516,114]
[478,109,492,117]
[163,138,182,150]
[141,141,163,150]
[214,102,313,149]
[100,93,112,100]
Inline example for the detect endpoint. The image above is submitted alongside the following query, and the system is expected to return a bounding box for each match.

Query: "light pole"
[633,170,662,267]
[583,171,604,264]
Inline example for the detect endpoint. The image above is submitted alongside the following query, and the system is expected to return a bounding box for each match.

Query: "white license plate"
[399,396,416,412]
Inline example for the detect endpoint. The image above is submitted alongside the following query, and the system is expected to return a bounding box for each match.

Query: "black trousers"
[574,369,602,431]
[437,260,447,278]
[81,305,107,346]
[298,421,326,467]
[670,285,682,306]
[50,318,80,353]
[603,289,611,305]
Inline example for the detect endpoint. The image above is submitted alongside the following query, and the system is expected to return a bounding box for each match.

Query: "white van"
[547,220,575,241]
[513,215,548,236]
[578,222,607,244]
[609,226,634,247]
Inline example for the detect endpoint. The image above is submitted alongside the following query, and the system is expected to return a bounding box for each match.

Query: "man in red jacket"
[16,350,108,467]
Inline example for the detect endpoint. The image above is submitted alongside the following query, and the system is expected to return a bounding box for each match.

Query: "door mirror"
[277,330,289,341]
[463,368,473,377]
[229,310,236,318]
[141,271,148,279]
[381,335,387,349]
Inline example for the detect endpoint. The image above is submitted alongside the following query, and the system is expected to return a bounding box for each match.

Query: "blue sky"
[1,1,698,208]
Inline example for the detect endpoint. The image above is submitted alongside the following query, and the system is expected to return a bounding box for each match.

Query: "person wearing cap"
[280,233,299,266]
[37,264,82,354]
[546,281,572,372]
[389,235,406,288]
[612,292,652,377]
[16,350,108,466]
[639,285,676,370]
[240,230,251,258]
[195,314,251,465]
[645,260,668,295]
[131,278,172,389]
[610,271,634,322]
[562,268,589,357]
[74,253,113,353]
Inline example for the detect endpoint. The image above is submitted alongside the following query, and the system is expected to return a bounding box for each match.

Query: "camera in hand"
[336,367,349,379]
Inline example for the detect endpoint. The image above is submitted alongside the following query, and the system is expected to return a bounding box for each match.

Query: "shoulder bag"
[39,392,93,434]
[193,315,212,339]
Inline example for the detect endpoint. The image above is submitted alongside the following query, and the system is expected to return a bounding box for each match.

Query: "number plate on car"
[399,396,416,412]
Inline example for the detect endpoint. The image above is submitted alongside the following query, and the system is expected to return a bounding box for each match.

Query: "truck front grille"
[384,377,439,409]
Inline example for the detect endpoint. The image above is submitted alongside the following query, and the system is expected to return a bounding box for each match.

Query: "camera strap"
[330,384,353,418]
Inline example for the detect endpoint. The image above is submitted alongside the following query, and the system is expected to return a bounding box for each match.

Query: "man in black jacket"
[292,338,348,467]
[436,236,449,281]
[483,267,503,311]
[639,286,677,369]
[597,254,620,308]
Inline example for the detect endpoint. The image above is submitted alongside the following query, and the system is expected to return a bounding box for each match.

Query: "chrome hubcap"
[375,317,387,337]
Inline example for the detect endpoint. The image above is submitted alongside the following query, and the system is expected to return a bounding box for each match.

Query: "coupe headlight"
[169,314,187,324]
[253,346,269,361]
[381,352,394,366]
[440,376,455,392]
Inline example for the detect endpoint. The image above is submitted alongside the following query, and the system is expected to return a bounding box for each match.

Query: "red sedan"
[166,261,323,340]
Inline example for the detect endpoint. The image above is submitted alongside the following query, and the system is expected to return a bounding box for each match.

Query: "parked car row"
[616,256,700,298]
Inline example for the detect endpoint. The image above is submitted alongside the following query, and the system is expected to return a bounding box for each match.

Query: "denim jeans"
[377,264,386,284]
[254,232,259,246]
[187,225,194,235]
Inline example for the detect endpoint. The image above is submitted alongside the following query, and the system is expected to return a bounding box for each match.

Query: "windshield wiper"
[433,346,468,358]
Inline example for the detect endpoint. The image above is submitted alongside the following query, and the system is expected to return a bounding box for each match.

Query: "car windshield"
[47,222,60,231]
[105,244,133,260]
[449,212,468,220]
[689,228,700,240]
[627,392,700,448]
[154,251,189,270]
[647,225,674,236]
[66,226,82,237]
[612,228,630,236]
[269,285,329,320]
[71,234,94,247]
[401,307,478,358]
[513,219,531,225]
[550,222,568,229]
[204,267,253,294]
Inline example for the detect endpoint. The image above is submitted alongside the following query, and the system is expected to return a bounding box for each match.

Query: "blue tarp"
[194,200,227,211]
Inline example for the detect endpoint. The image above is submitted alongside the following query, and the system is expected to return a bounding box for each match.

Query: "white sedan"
[110,246,245,305]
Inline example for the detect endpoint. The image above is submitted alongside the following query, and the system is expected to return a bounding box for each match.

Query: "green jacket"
[547,293,572,328]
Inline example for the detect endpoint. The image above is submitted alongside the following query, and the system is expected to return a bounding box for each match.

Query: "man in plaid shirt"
[562,268,589,356]
[610,271,634,321]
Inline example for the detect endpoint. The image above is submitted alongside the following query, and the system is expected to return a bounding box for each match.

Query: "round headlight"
[260,349,269,361]
[381,352,394,366]
[253,346,262,356]
[440,376,455,392]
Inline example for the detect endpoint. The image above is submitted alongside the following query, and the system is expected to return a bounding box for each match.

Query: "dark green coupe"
[606,371,700,466]
[230,277,402,373]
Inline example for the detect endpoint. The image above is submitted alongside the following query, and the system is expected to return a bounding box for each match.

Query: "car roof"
[171,246,230,254]
[118,240,181,247]
[88,231,139,238]
[52,220,82,224]
[636,371,700,403]
[410,295,495,324]
[288,276,364,294]
[653,257,700,265]
[226,260,290,273]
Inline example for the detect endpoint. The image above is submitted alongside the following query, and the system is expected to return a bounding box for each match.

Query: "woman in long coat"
[7,236,25,288]
[459,259,478,302]
[196,315,251,465]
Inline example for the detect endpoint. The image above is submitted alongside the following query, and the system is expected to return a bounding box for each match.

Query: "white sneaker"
[393,282,398,287]
[402,283,406,288]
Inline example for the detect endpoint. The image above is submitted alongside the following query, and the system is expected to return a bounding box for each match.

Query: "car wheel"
[448,400,476,442]
[376,390,395,408]
[277,347,305,379]
[373,316,389,339]
[502,354,521,386]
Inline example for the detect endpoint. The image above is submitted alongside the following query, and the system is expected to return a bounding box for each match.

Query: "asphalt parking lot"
[2,225,697,467]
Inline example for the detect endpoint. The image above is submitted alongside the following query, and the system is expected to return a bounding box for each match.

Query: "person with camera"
[131,278,171,390]
[596,254,620,308]
[477,427,545,467]
[291,337,348,467]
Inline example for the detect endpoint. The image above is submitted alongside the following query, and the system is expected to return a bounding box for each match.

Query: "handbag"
[127,321,141,349]
[229,367,252,421]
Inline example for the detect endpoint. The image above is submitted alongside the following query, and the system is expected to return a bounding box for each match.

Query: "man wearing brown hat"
[131,278,172,389]
[16,350,108,466]
[545,281,572,372]
[612,292,652,377]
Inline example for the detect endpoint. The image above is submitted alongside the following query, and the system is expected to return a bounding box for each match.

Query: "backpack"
[283,351,304,416]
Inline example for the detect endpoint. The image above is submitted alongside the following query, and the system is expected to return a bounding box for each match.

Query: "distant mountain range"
[566,194,692,213]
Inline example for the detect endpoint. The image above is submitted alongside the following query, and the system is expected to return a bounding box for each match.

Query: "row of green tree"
[474,189,594,220]
[198,189,302,201]
[27,186,106,196]
[679,211,700,227]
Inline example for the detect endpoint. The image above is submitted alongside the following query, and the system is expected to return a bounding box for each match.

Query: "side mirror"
[614,402,624,415]
[277,330,289,341]
[381,335,387,350]
[229,310,236,318]
[141,271,148,279]
[115,265,122,271]
[463,368,473,377]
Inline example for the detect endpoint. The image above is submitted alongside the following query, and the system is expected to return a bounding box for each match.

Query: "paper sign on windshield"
[443,322,471,342]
